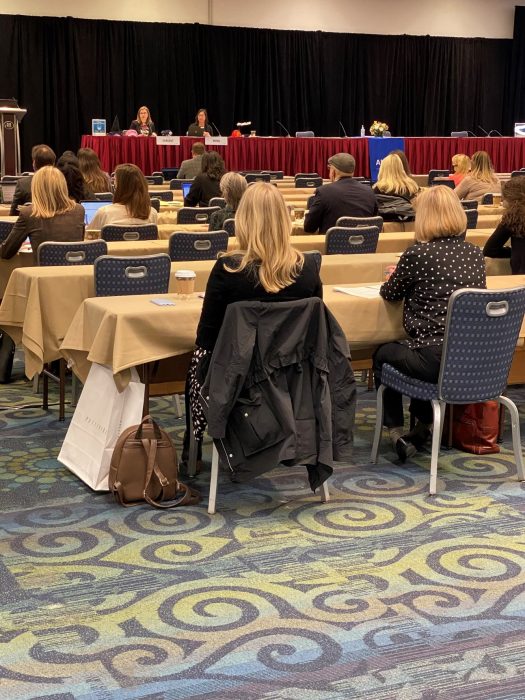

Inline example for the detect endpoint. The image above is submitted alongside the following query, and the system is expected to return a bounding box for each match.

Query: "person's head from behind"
[30,166,74,218]
[202,151,225,180]
[57,162,86,203]
[451,153,470,174]
[57,150,79,168]
[136,105,152,125]
[113,163,151,219]
[220,172,247,210]
[32,145,56,171]
[232,182,303,293]
[390,149,411,176]
[501,176,525,234]
[195,108,207,126]
[470,150,494,182]
[327,152,355,181]
[77,147,102,173]
[414,185,467,243]
[376,153,418,196]
[191,142,205,158]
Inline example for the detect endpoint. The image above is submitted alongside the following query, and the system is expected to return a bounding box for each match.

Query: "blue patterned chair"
[461,200,478,210]
[223,218,236,237]
[94,192,113,201]
[0,220,15,243]
[37,240,107,266]
[245,173,271,183]
[325,226,380,255]
[295,172,319,179]
[150,198,160,212]
[168,231,228,261]
[101,224,158,241]
[169,178,195,190]
[511,171,525,178]
[262,170,284,180]
[481,193,494,205]
[295,176,323,188]
[177,207,219,225]
[465,208,479,229]
[428,169,451,186]
[371,287,525,494]
[145,175,163,185]
[150,190,173,201]
[209,197,226,208]
[94,254,171,296]
[336,215,384,231]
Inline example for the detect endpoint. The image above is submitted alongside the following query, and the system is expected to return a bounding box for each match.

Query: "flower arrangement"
[370,120,389,136]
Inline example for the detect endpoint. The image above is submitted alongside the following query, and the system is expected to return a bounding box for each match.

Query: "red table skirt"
[81,135,525,178]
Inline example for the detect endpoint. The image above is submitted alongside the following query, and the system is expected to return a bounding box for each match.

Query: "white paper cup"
[175,269,196,295]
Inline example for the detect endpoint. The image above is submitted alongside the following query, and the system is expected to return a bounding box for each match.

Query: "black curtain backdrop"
[507,6,525,133]
[0,14,517,169]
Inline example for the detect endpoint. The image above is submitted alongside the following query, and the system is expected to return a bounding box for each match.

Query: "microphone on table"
[276,120,291,137]
[466,130,476,136]
[338,121,348,137]
[477,125,490,136]
[489,129,503,136]
[210,122,221,136]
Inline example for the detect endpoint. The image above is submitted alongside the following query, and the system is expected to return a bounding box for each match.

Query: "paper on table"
[150,298,176,306]
[334,284,382,298]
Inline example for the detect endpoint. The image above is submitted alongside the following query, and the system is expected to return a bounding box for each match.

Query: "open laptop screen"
[181,182,192,199]
[81,200,108,225]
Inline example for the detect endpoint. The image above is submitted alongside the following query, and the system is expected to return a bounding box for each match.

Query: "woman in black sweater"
[483,177,525,273]
[184,151,225,207]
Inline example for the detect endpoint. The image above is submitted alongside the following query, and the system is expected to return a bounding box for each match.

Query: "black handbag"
[0,332,15,383]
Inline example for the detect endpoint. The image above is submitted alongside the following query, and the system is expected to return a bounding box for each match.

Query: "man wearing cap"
[303,153,377,234]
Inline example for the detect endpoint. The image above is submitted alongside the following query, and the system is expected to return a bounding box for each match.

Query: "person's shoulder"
[18,204,32,218]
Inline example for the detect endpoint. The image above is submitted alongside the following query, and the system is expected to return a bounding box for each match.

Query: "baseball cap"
[328,153,356,174]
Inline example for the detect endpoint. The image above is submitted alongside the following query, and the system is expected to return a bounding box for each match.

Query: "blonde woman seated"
[87,164,158,230]
[373,186,486,461]
[77,147,112,194]
[0,166,84,261]
[373,153,419,200]
[450,153,470,187]
[454,150,501,201]
[208,172,248,231]
[180,182,323,469]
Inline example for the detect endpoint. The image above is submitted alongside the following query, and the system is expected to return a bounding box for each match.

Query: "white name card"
[205,136,228,146]
[156,135,181,146]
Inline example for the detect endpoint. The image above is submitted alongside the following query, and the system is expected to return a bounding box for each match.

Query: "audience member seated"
[9,144,56,216]
[373,185,486,462]
[57,162,96,203]
[177,142,205,179]
[180,181,323,471]
[57,150,80,168]
[87,163,158,230]
[483,176,525,273]
[389,149,413,176]
[454,150,501,202]
[373,153,419,200]
[184,151,225,207]
[0,166,84,261]
[187,108,212,137]
[129,105,156,136]
[208,172,248,231]
[303,152,377,234]
[77,147,112,195]
[450,153,471,187]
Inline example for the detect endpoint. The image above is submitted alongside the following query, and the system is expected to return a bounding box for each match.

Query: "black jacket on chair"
[199,298,356,489]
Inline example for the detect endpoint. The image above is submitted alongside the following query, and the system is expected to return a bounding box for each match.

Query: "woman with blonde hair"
[87,163,157,230]
[373,186,486,461]
[0,165,84,261]
[77,147,112,194]
[180,182,323,470]
[454,150,501,201]
[450,153,471,187]
[373,153,419,200]
[208,171,248,231]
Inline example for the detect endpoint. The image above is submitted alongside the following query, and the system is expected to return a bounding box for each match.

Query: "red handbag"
[444,402,500,455]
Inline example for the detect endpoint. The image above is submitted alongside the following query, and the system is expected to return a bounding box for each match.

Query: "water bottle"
[360,125,366,137]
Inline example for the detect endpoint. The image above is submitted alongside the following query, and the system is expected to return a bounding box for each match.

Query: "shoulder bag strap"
[141,439,200,509]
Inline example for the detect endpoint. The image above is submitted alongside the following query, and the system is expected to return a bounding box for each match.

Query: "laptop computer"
[181,182,192,199]
[81,200,108,225]
[514,123,525,137]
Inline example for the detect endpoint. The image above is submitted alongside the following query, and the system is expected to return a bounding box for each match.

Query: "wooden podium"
[0,98,26,177]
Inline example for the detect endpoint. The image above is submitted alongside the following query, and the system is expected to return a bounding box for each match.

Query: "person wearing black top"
[483,177,525,274]
[9,144,56,216]
[184,151,225,206]
[129,106,156,136]
[373,186,486,461]
[187,108,212,137]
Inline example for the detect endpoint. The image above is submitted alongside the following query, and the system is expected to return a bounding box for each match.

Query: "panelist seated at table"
[454,150,501,202]
[9,144,56,216]
[129,105,156,136]
[184,151,225,207]
[483,177,525,274]
[303,152,378,234]
[177,142,205,179]
[87,164,158,230]
[208,172,248,231]
[0,166,85,261]
[187,108,212,137]
[373,186,486,462]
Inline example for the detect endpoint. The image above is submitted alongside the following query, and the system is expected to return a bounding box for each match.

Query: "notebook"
[81,200,108,225]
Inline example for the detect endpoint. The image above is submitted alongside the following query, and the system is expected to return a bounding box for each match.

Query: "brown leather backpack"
[109,415,200,508]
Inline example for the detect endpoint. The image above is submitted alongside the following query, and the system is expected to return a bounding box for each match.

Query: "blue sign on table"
[368,137,405,181]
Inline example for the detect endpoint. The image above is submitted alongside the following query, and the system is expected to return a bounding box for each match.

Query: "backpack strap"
[141,438,200,509]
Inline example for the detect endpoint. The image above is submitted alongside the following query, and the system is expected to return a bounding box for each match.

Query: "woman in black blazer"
[129,106,156,136]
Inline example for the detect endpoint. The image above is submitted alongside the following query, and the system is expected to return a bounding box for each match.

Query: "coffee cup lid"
[175,269,196,279]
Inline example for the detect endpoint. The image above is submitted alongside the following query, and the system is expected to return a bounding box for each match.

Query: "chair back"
[325,226,380,255]
[336,215,384,231]
[0,220,15,243]
[162,167,179,181]
[438,287,525,403]
[481,193,494,205]
[94,192,113,201]
[262,170,284,180]
[428,169,451,186]
[150,190,173,201]
[465,208,478,229]
[295,176,322,188]
[101,224,158,241]
[461,199,478,210]
[94,254,171,296]
[150,198,160,212]
[432,178,455,189]
[38,240,108,266]
[209,197,226,208]
[223,218,236,236]
[168,231,228,261]
[295,172,319,179]
[170,178,194,190]
[295,131,315,137]
[245,173,271,183]
[511,170,525,178]
[177,207,219,225]
[145,175,163,185]
[451,130,468,138]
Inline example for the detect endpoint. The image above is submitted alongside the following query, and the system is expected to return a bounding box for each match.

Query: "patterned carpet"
[1,357,525,700]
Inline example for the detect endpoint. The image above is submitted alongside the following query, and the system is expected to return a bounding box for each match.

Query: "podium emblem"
[4,120,14,129]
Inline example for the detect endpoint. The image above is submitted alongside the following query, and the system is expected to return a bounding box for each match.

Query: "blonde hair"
[452,153,471,174]
[225,182,304,293]
[220,172,247,209]
[414,185,467,242]
[30,166,75,218]
[375,154,419,197]
[470,150,496,183]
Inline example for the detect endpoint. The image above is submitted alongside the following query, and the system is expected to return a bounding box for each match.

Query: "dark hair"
[57,163,88,203]
[33,146,56,169]
[201,151,225,181]
[195,108,208,124]
[390,149,411,176]
[57,150,79,168]
[114,163,151,219]
[192,142,205,156]
[502,177,525,237]
[77,148,109,193]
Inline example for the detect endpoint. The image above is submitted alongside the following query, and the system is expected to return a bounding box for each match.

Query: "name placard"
[205,136,228,146]
[156,135,181,146]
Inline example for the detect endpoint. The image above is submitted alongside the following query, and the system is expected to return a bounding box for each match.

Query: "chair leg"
[42,365,49,410]
[142,364,150,417]
[367,369,374,391]
[174,393,183,418]
[498,395,525,481]
[429,399,445,495]
[187,411,199,477]
[208,445,219,514]
[59,359,66,421]
[71,373,82,408]
[33,374,41,394]
[320,480,330,503]
[370,384,385,463]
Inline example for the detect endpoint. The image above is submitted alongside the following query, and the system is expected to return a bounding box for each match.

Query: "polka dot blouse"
[380,236,487,349]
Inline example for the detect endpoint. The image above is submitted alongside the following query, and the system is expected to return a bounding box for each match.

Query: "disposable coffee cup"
[175,269,196,295]
[84,230,100,240]
[295,208,305,220]
[493,194,502,206]
[289,206,296,221]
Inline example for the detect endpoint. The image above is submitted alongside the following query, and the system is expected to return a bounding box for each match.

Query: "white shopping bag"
[58,364,145,490]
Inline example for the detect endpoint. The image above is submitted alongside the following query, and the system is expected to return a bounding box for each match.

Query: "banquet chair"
[295,172,319,179]
[223,218,236,236]
[209,197,226,208]
[451,131,468,137]
[461,200,478,210]
[101,224,158,241]
[428,170,451,186]
[150,190,173,201]
[0,220,15,243]
[295,131,315,137]
[170,178,195,190]
[177,207,219,225]
[511,171,525,178]
[336,215,384,231]
[262,170,284,180]
[168,231,228,261]
[325,226,380,255]
[162,168,180,181]
[465,209,478,229]
[94,192,113,201]
[371,287,525,495]
[481,193,494,205]
[145,175,163,185]
[245,173,271,183]
[295,177,323,188]
[150,198,160,212]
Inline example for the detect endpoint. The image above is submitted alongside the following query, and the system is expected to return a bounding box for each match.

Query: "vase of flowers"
[370,121,389,137]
